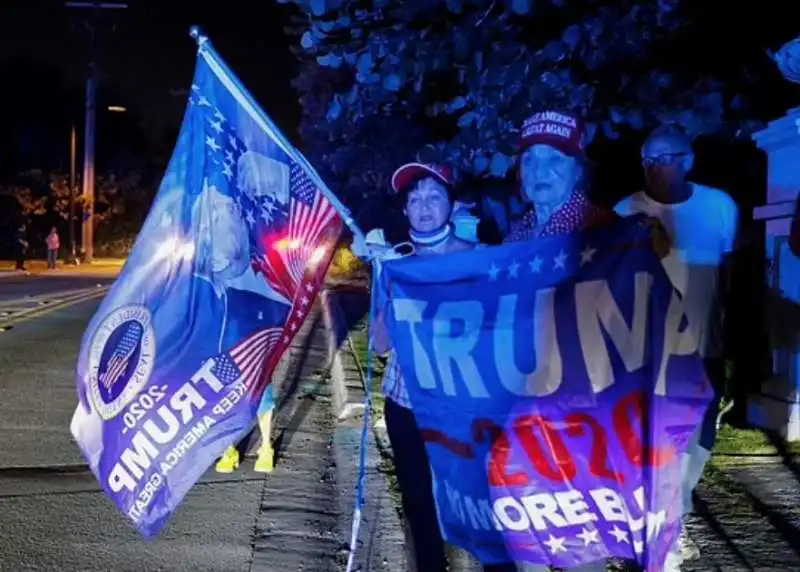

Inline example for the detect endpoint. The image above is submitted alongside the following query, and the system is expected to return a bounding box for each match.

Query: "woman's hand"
[644,217,671,259]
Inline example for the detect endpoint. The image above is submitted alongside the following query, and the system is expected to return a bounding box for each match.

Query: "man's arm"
[720,199,741,360]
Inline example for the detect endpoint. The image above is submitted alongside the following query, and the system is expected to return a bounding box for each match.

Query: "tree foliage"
[0,169,155,255]
[282,0,774,209]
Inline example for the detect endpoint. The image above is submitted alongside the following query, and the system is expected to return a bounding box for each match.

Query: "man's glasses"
[642,153,688,168]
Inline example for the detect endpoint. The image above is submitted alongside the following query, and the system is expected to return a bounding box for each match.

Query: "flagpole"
[188,26,366,247]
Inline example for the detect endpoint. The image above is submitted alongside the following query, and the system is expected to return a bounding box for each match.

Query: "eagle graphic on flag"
[70,31,344,538]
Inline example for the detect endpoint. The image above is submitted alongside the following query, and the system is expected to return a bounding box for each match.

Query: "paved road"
[0,273,115,303]
[0,279,348,572]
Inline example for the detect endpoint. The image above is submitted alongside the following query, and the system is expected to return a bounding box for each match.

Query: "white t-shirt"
[614,183,738,358]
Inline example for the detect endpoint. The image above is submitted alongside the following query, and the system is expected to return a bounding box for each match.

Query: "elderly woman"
[502,111,618,572]
[506,111,616,242]
[371,161,476,572]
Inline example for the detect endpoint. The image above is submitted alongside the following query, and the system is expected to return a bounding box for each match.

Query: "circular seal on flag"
[87,305,156,420]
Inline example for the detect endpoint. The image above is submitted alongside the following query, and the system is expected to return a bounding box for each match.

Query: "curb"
[319,289,365,421]
[320,288,407,571]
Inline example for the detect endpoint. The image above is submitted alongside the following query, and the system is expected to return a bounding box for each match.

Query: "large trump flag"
[380,217,712,570]
[70,31,343,538]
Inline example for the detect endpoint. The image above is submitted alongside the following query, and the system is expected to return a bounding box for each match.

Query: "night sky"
[0,0,298,177]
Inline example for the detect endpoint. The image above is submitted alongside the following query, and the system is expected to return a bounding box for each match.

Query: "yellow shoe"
[254,445,274,473]
[215,446,240,473]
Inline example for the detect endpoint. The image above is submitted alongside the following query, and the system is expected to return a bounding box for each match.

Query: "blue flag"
[380,218,712,570]
[71,34,343,538]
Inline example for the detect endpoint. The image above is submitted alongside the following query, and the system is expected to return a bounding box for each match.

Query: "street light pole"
[67,124,78,265]
[82,61,96,262]
[66,0,127,264]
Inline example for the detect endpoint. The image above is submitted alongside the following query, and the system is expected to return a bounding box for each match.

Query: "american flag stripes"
[211,327,283,388]
[99,322,142,391]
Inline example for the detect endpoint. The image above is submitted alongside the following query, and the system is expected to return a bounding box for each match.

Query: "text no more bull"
[441,480,669,556]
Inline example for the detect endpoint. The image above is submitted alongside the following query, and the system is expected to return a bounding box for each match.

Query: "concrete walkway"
[683,458,800,571]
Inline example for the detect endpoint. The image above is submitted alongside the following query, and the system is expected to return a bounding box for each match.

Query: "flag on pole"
[70,29,347,538]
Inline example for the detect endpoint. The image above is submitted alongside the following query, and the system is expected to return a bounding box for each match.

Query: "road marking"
[0,284,103,310]
[0,288,109,331]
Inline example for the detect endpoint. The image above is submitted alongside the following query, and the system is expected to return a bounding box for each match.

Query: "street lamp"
[66,0,128,264]
[65,103,125,266]
[66,125,79,265]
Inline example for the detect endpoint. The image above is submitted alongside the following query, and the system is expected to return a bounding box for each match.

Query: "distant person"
[15,226,28,273]
[615,124,739,571]
[46,227,60,270]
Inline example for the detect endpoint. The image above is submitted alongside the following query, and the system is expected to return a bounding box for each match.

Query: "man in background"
[15,225,28,273]
[615,124,739,570]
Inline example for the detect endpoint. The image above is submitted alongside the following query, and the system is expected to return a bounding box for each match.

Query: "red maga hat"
[519,111,586,157]
[390,162,453,195]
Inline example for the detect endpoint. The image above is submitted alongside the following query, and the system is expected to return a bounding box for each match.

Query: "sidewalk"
[251,310,344,571]
[0,258,124,278]
[320,287,408,571]
[681,456,800,571]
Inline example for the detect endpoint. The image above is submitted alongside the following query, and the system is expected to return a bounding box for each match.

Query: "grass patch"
[349,318,386,410]
[713,425,800,458]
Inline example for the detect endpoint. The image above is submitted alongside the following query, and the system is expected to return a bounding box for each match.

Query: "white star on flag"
[209,119,223,134]
[633,539,644,554]
[580,244,597,266]
[609,525,629,544]
[260,206,272,223]
[576,527,600,545]
[543,533,567,554]
[214,108,226,122]
[488,263,500,281]
[222,162,233,180]
[197,95,211,107]
[508,260,520,278]
[206,136,221,152]
[229,135,238,149]
[245,210,256,227]
[529,256,543,274]
[554,249,567,270]
[300,296,309,306]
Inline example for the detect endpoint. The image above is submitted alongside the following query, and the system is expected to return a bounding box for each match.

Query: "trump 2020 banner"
[381,217,711,570]
[70,33,342,538]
